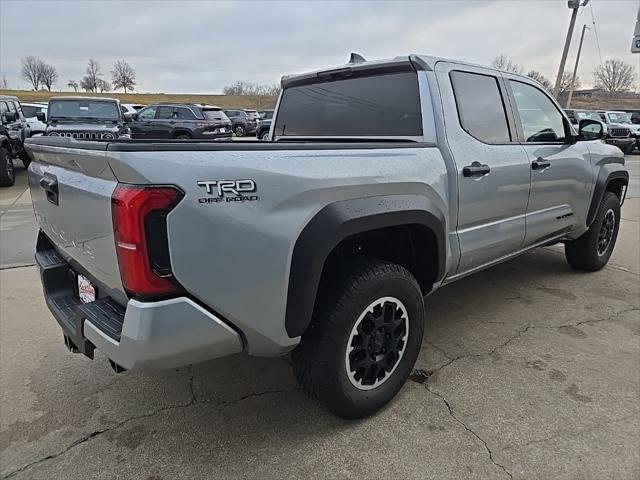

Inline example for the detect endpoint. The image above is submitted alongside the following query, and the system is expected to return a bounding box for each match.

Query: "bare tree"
[82,58,102,92]
[558,72,580,95]
[222,81,281,96]
[526,70,553,91]
[0,75,8,89]
[67,80,79,92]
[40,63,59,91]
[96,79,111,93]
[111,60,136,93]
[21,55,44,90]
[492,54,523,74]
[594,59,636,96]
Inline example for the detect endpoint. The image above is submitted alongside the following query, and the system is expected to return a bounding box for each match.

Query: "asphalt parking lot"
[1,158,639,479]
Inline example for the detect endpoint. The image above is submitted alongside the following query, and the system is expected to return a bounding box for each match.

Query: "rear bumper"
[36,238,243,371]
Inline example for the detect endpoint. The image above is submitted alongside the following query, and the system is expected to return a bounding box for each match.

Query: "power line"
[589,1,604,68]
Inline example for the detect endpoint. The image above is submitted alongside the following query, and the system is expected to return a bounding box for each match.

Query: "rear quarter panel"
[106,145,449,355]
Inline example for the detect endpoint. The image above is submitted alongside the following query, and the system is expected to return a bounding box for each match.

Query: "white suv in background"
[20,102,48,136]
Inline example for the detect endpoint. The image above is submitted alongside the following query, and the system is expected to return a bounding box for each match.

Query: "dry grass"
[2,89,636,111]
[0,89,278,109]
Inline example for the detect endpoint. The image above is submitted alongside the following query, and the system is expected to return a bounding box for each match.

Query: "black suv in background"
[223,109,258,137]
[1,95,31,186]
[128,104,232,140]
[256,109,274,140]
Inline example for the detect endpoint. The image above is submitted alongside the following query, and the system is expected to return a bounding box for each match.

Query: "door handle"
[463,162,491,177]
[532,158,551,170]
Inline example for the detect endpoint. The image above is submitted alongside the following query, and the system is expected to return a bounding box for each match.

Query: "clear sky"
[1,0,638,93]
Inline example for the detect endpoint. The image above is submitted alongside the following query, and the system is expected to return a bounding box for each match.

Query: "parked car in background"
[598,111,639,152]
[121,103,145,115]
[1,95,31,185]
[38,97,131,140]
[127,103,232,140]
[624,109,640,124]
[21,102,48,136]
[256,110,274,140]
[565,109,636,154]
[256,119,272,140]
[223,108,258,137]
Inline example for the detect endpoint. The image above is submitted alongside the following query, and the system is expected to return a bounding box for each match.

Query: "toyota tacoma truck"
[25,55,628,419]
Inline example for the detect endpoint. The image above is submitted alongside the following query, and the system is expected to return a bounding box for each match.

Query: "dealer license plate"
[77,274,96,304]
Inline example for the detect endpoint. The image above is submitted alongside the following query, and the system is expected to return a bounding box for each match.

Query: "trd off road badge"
[197,179,259,204]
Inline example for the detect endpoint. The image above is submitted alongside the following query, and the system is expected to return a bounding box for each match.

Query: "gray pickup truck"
[25,54,628,419]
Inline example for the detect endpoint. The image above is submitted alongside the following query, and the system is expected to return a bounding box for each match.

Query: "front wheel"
[292,259,425,419]
[260,130,270,141]
[0,147,15,187]
[565,191,621,271]
[233,125,246,137]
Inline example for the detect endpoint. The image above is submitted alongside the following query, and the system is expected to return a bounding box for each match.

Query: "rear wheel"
[292,258,425,419]
[260,130,270,141]
[175,133,191,140]
[0,147,15,187]
[233,125,246,137]
[565,191,620,271]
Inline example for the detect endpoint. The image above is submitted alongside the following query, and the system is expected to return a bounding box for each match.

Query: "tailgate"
[26,141,127,304]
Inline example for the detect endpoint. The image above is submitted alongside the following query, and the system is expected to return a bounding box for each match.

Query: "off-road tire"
[0,147,15,187]
[565,191,620,271]
[292,258,425,419]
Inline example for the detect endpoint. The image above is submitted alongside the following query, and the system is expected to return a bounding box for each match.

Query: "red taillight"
[111,184,183,298]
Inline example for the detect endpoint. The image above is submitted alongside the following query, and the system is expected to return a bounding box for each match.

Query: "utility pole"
[566,24,589,108]
[553,0,589,98]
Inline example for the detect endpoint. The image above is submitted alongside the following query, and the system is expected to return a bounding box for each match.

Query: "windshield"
[575,111,602,121]
[606,112,631,124]
[48,100,120,120]
[203,109,230,121]
[274,71,422,137]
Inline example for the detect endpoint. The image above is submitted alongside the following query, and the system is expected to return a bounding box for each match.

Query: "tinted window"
[22,105,39,118]
[450,71,511,143]
[6,101,16,113]
[510,80,566,143]
[48,100,120,120]
[138,106,157,119]
[261,111,274,120]
[225,110,237,117]
[156,106,174,119]
[203,109,228,121]
[0,102,8,115]
[274,72,422,137]
[176,107,196,120]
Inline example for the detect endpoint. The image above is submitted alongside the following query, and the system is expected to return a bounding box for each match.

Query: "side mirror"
[123,112,136,122]
[578,119,605,141]
[3,111,17,123]
[36,111,46,122]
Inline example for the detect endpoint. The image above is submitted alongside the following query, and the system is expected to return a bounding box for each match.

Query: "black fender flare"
[586,167,629,227]
[285,194,447,338]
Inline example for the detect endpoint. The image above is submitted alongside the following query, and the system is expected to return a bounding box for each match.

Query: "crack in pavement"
[422,307,640,379]
[424,385,513,480]
[501,413,637,451]
[2,376,298,479]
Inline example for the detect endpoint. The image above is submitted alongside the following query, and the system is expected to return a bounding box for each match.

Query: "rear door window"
[156,106,175,119]
[274,71,422,137]
[450,70,511,144]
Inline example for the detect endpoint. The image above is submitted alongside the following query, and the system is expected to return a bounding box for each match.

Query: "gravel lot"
[1,160,639,479]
